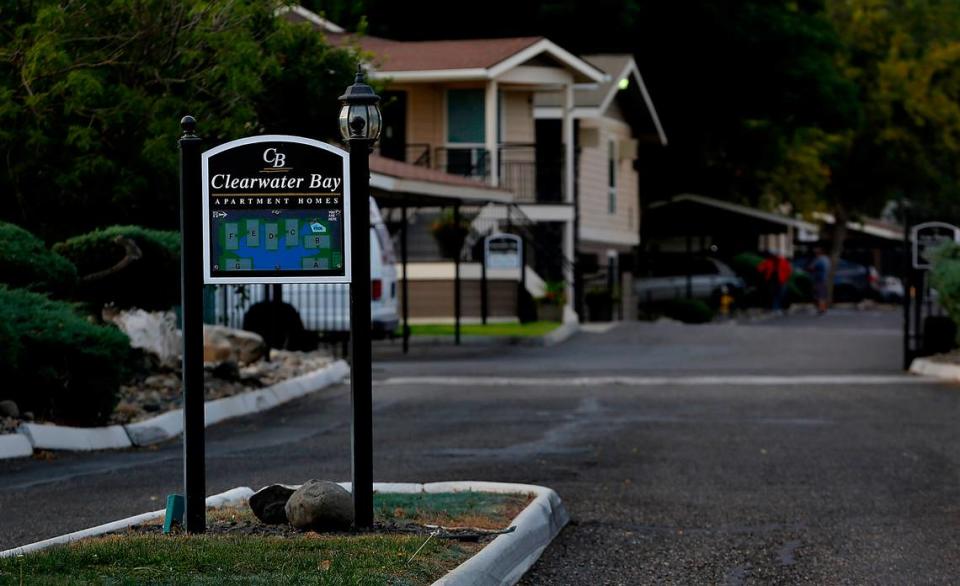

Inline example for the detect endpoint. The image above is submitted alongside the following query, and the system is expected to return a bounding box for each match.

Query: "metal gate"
[903,221,960,368]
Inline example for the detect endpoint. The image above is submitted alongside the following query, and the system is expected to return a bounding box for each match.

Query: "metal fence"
[214,284,351,332]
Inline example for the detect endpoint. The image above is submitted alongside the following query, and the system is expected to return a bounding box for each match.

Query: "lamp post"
[339,66,381,530]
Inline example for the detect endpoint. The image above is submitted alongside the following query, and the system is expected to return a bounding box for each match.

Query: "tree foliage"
[0,0,358,241]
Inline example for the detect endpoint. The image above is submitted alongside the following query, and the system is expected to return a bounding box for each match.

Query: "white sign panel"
[484,233,522,270]
[201,135,351,284]
[911,221,960,270]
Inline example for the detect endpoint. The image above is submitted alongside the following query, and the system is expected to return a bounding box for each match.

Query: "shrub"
[0,286,130,425]
[663,298,715,324]
[53,225,181,310]
[930,242,960,343]
[0,221,78,296]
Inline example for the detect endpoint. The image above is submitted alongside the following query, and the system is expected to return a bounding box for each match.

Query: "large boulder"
[284,479,353,531]
[249,484,296,525]
[202,325,267,365]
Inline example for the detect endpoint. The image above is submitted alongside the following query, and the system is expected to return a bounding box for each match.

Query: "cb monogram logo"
[263,148,286,168]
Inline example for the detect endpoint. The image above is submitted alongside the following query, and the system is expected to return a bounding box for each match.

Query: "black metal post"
[178,116,205,534]
[903,216,911,370]
[454,204,462,345]
[401,205,410,354]
[347,138,374,529]
[481,244,488,325]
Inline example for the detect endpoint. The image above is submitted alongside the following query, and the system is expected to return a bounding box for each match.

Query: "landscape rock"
[103,309,181,366]
[0,400,19,418]
[249,484,297,525]
[284,480,353,531]
[203,325,267,365]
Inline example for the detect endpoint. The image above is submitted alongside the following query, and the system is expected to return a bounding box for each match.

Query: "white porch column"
[485,80,499,187]
[561,82,578,323]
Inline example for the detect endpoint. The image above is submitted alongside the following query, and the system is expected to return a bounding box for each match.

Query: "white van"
[214,197,400,340]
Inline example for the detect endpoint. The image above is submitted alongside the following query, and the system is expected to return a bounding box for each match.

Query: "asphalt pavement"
[2,307,958,584]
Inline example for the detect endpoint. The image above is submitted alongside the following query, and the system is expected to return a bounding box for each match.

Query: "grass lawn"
[405,321,560,338]
[0,492,532,586]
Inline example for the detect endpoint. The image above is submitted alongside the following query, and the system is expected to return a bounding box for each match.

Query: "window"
[446,89,487,178]
[607,139,617,214]
[446,89,485,143]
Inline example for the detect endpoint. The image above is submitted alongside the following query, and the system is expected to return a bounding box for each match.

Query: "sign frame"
[484,232,523,271]
[201,134,351,285]
[911,221,960,270]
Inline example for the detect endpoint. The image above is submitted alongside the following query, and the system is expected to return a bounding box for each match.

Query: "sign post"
[179,116,206,534]
[338,67,381,530]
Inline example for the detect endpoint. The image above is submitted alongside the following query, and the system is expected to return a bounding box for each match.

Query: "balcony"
[393,143,564,204]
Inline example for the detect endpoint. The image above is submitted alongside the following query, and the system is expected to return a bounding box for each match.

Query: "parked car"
[877,275,905,303]
[791,257,881,302]
[634,255,746,306]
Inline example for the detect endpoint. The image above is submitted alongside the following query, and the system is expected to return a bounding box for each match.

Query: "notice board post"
[178,115,206,534]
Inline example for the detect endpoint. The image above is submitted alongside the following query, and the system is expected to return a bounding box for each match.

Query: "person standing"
[808,246,831,314]
[758,250,792,312]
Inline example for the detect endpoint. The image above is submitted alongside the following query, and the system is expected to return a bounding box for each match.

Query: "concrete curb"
[18,423,131,452]
[0,433,33,459]
[2,360,349,457]
[1,480,566,585]
[336,481,568,585]
[0,487,254,559]
[909,357,960,381]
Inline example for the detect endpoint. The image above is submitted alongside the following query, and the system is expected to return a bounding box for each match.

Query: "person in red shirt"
[757,250,793,312]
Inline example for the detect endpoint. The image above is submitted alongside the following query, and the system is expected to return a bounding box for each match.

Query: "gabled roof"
[535,54,667,146]
[285,7,604,83]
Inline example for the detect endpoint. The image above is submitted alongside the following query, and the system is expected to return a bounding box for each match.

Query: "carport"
[642,193,818,297]
[369,155,513,352]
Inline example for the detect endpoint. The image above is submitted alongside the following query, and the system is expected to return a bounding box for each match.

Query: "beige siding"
[398,84,444,147]
[578,119,640,249]
[399,279,518,319]
[501,91,534,144]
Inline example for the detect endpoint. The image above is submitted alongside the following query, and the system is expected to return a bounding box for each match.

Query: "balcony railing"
[423,144,564,204]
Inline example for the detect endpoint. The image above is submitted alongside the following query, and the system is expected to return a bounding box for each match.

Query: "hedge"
[0,286,130,425]
[663,298,715,324]
[930,242,960,342]
[0,221,78,296]
[53,225,181,310]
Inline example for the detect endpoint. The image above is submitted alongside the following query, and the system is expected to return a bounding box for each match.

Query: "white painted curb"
[539,322,578,347]
[909,357,960,381]
[1,480,565,585]
[0,486,254,558]
[334,481,567,586]
[0,433,33,459]
[6,360,349,455]
[18,423,131,451]
[202,360,349,429]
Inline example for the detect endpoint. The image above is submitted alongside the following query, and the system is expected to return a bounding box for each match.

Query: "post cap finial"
[180,115,197,137]
[354,63,365,84]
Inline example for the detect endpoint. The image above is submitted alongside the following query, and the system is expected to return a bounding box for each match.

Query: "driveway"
[1,308,957,583]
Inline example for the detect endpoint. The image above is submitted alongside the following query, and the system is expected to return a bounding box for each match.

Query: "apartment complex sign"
[201,135,351,284]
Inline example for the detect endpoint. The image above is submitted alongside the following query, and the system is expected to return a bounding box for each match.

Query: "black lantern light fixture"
[338,65,382,142]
